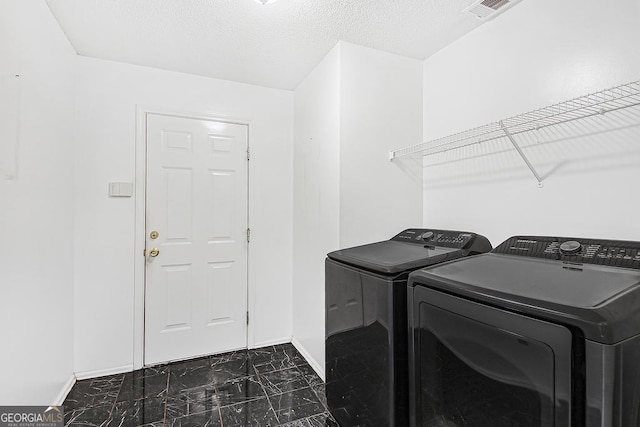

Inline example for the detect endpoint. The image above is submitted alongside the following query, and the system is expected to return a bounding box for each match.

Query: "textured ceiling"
[46,0,488,90]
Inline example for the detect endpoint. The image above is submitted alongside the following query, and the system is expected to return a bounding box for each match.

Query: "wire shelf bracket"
[389,79,640,186]
[499,120,543,187]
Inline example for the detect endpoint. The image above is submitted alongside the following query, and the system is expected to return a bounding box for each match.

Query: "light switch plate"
[109,182,134,197]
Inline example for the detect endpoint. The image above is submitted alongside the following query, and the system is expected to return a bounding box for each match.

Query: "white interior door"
[144,113,248,366]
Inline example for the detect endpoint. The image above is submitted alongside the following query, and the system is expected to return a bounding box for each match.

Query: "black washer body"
[325,228,491,427]
[408,235,640,427]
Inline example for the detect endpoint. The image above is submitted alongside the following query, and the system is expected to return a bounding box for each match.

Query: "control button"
[559,240,582,255]
[422,231,435,241]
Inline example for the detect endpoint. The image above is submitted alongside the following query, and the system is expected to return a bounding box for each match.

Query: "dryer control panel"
[494,236,640,269]
[392,228,479,250]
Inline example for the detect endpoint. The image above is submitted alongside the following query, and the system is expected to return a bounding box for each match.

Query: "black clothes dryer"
[408,235,640,427]
[325,228,492,427]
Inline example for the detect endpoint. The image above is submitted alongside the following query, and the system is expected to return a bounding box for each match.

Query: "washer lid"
[327,240,463,275]
[410,253,640,343]
[417,253,640,308]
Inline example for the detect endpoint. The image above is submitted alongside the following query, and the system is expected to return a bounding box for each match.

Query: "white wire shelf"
[390,79,640,161]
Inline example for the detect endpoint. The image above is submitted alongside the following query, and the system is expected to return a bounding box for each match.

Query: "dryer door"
[409,286,574,427]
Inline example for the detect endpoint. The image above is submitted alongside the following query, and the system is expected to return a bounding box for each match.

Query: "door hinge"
[246,311,249,325]
[143,249,146,256]
[247,227,251,243]
[247,148,250,161]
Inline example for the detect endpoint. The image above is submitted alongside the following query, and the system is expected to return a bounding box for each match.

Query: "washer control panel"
[494,236,640,269]
[392,228,476,249]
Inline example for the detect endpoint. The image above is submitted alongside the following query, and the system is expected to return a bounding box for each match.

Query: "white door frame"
[133,105,254,369]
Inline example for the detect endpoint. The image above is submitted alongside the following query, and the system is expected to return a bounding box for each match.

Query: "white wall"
[422,0,640,246]
[73,57,294,376]
[340,42,423,248]
[293,45,342,376]
[293,42,423,376]
[0,1,76,404]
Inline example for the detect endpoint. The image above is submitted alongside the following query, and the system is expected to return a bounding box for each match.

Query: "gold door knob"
[149,248,160,257]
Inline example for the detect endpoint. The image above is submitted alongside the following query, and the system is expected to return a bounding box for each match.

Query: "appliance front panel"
[409,286,574,427]
[326,259,409,427]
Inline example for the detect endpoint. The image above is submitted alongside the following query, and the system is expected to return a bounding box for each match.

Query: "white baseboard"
[291,337,325,382]
[74,364,134,381]
[250,337,291,349]
[54,374,76,405]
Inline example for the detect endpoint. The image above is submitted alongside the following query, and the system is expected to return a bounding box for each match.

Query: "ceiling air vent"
[464,0,516,19]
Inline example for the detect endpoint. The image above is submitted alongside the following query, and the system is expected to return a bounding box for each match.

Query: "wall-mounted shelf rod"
[389,79,640,162]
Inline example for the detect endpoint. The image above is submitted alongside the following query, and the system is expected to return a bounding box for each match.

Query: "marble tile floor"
[63,343,339,427]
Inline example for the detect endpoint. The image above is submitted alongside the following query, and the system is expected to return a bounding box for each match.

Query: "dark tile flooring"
[63,343,338,426]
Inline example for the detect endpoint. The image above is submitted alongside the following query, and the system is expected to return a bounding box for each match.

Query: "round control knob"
[559,240,582,255]
[422,231,435,241]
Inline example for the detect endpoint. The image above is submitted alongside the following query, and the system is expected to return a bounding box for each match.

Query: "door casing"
[133,105,255,369]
